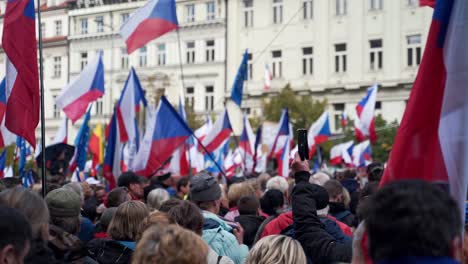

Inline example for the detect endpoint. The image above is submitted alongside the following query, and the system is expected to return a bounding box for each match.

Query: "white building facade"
[226,0,433,132]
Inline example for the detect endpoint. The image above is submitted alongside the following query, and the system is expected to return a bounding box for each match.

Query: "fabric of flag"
[116,68,147,143]
[169,96,190,176]
[3,0,39,147]
[341,111,348,127]
[52,117,68,145]
[230,50,249,106]
[16,136,26,177]
[382,0,468,216]
[239,115,255,156]
[420,0,435,7]
[133,96,193,177]
[189,116,213,173]
[277,136,291,177]
[103,111,122,189]
[201,109,232,153]
[307,111,332,157]
[264,64,272,91]
[0,149,6,179]
[22,170,34,188]
[330,141,354,165]
[89,124,104,168]
[352,140,371,167]
[355,84,378,143]
[69,108,92,173]
[120,0,178,54]
[56,53,104,123]
[0,79,15,149]
[269,108,291,157]
[205,138,229,174]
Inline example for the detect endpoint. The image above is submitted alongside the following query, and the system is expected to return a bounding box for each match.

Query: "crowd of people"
[0,157,465,264]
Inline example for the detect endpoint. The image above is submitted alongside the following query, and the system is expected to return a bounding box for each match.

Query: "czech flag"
[56,53,104,123]
[3,0,39,147]
[352,140,371,167]
[120,0,178,54]
[103,111,122,189]
[0,79,15,149]
[355,84,378,143]
[133,96,193,177]
[330,141,354,165]
[116,68,148,143]
[307,111,331,156]
[89,124,104,168]
[239,115,255,156]
[277,136,291,177]
[202,109,232,153]
[341,111,348,127]
[269,108,292,157]
[51,117,68,145]
[382,1,468,214]
[0,150,6,179]
[189,116,213,173]
[169,97,190,176]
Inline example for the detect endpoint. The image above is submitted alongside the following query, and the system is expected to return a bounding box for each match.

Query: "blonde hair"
[246,235,307,264]
[146,188,170,211]
[108,201,149,241]
[142,211,174,231]
[227,182,256,207]
[132,225,208,264]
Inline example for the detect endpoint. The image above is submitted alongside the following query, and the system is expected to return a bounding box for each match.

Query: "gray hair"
[147,188,170,211]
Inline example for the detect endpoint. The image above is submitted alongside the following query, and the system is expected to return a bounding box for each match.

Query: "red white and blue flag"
[116,68,147,143]
[189,116,213,173]
[103,111,122,189]
[56,53,104,123]
[0,150,6,179]
[169,97,190,176]
[341,111,348,127]
[269,108,292,157]
[133,96,192,177]
[3,0,39,147]
[239,115,255,172]
[330,141,354,165]
[307,111,331,156]
[201,109,232,153]
[0,79,15,149]
[277,136,291,177]
[355,84,378,143]
[382,0,468,215]
[352,140,371,167]
[120,0,178,54]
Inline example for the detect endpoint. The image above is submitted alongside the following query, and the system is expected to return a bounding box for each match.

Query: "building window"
[41,23,46,37]
[303,0,313,19]
[207,1,215,20]
[206,40,215,62]
[95,16,104,33]
[121,13,130,26]
[407,0,418,7]
[334,43,347,73]
[248,53,253,80]
[54,20,62,36]
[243,0,254,27]
[407,34,422,67]
[369,39,383,70]
[302,47,313,75]
[80,18,88,34]
[120,47,129,69]
[157,44,166,66]
[185,87,195,108]
[369,0,383,10]
[186,41,195,64]
[186,4,195,23]
[205,86,214,111]
[333,103,345,129]
[53,96,60,118]
[273,0,283,24]
[139,47,147,67]
[336,0,347,16]
[375,101,382,110]
[53,57,61,78]
[271,50,282,78]
[80,52,88,70]
[95,100,103,116]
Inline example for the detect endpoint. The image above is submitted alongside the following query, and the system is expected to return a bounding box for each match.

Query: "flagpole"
[36,1,47,197]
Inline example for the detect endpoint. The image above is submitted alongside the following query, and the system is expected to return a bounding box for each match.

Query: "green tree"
[262,84,327,140]
[185,105,204,129]
[372,115,399,162]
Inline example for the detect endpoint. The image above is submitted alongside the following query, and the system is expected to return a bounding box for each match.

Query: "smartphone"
[297,129,309,161]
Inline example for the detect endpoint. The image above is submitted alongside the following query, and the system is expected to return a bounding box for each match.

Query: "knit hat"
[190,173,221,202]
[45,188,81,217]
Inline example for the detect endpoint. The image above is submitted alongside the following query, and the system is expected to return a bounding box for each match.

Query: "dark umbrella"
[36,143,75,168]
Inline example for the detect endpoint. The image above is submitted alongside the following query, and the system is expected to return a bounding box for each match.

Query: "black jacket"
[292,182,352,263]
[25,239,63,264]
[86,239,134,264]
[328,202,356,228]
[234,215,265,248]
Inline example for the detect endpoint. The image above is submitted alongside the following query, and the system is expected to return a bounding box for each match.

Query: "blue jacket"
[379,256,460,264]
[202,211,249,264]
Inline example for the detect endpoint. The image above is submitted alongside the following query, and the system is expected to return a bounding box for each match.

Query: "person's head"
[238,196,260,216]
[0,178,21,189]
[107,201,149,241]
[227,182,256,208]
[106,187,131,208]
[366,163,384,183]
[167,201,204,235]
[118,171,145,199]
[146,188,170,211]
[0,188,49,241]
[189,173,222,214]
[133,225,209,264]
[94,186,106,204]
[246,178,263,198]
[62,182,84,205]
[260,189,285,216]
[158,198,184,213]
[323,180,345,203]
[176,177,190,195]
[99,207,117,233]
[45,188,81,235]
[343,170,357,180]
[266,176,289,202]
[0,206,32,264]
[245,235,307,264]
[142,211,175,231]
[257,173,271,192]
[309,171,331,186]
[366,180,462,262]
